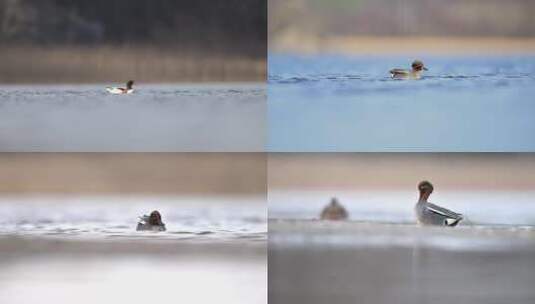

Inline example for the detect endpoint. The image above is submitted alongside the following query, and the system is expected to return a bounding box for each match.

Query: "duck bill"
[423,67,428,71]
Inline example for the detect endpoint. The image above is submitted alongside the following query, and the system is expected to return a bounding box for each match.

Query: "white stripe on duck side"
[106,80,134,94]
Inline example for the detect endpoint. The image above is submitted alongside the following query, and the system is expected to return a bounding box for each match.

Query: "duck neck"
[418,191,431,203]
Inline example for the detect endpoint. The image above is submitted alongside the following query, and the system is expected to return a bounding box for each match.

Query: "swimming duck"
[390,60,428,79]
[106,80,134,94]
[415,181,463,227]
[320,197,349,220]
[136,210,166,231]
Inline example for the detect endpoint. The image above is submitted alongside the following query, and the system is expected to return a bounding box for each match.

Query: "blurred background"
[269,153,535,191]
[269,0,535,54]
[0,153,265,194]
[0,0,266,82]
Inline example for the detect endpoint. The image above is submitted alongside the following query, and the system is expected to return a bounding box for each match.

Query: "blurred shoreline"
[0,153,266,195]
[270,36,535,55]
[268,154,535,191]
[0,46,266,83]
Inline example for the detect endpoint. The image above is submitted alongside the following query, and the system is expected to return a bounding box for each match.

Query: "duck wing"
[389,69,409,75]
[427,202,463,219]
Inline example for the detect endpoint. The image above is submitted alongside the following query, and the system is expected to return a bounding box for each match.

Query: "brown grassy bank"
[0,46,266,83]
[0,153,266,195]
[268,153,535,191]
[270,35,535,55]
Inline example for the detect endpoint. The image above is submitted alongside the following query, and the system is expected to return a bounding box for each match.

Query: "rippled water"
[0,83,265,151]
[0,196,267,241]
[269,54,535,151]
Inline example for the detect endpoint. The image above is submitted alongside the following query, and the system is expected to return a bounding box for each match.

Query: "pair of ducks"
[320,181,463,227]
[143,180,459,232]
[105,61,426,95]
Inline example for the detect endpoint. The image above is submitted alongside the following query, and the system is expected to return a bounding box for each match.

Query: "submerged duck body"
[320,198,349,220]
[136,210,166,231]
[390,60,428,79]
[415,181,463,227]
[106,80,134,94]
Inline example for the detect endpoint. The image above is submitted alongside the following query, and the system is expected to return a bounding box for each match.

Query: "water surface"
[0,196,266,241]
[269,54,535,151]
[0,83,265,151]
[269,220,535,304]
[0,196,267,304]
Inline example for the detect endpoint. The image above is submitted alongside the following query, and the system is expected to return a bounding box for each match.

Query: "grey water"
[269,54,535,151]
[269,189,535,303]
[0,83,265,151]
[269,220,535,304]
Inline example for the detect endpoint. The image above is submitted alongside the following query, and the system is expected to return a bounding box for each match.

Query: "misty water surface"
[0,83,265,151]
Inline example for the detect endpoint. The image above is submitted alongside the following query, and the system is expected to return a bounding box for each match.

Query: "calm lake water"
[0,196,267,304]
[269,220,535,304]
[0,83,265,151]
[269,189,535,303]
[269,54,535,151]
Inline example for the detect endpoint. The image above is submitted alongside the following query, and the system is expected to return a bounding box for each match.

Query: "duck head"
[330,197,340,207]
[126,80,134,90]
[411,60,428,72]
[149,210,163,226]
[418,180,434,202]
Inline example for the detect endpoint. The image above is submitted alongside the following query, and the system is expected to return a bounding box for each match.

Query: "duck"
[136,210,166,231]
[390,60,428,79]
[320,197,349,220]
[106,80,134,94]
[415,181,463,227]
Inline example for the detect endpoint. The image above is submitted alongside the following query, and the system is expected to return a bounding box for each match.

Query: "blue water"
[269,54,535,151]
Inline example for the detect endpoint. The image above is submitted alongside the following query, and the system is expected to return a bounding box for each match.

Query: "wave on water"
[0,197,267,242]
[268,55,535,95]
[269,73,534,93]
